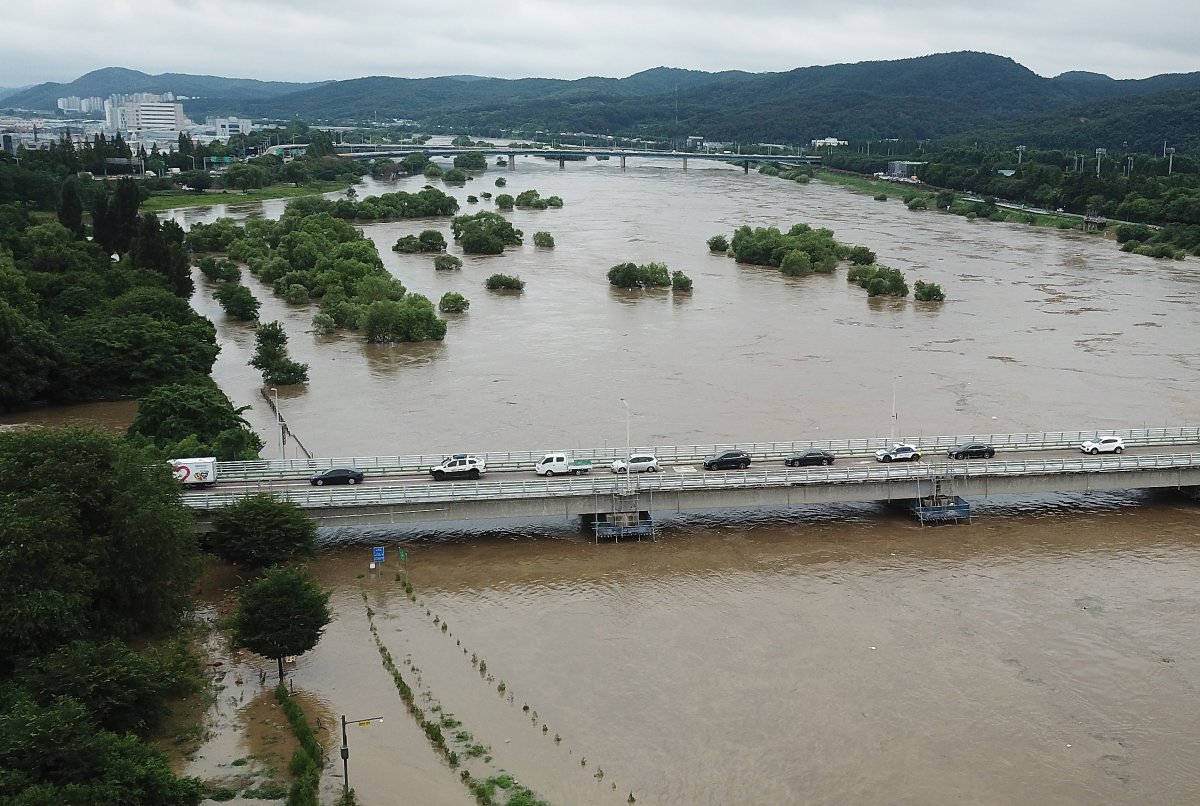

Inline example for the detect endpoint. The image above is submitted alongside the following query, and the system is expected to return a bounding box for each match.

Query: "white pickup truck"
[534,453,593,476]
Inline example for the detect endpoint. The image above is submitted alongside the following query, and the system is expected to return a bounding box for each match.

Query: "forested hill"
[3,67,327,110]
[183,66,751,121]
[202,52,1200,145]
[11,54,1200,149]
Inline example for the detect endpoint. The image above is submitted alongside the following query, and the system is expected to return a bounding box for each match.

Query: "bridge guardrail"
[184,450,1200,511]
[211,427,1200,482]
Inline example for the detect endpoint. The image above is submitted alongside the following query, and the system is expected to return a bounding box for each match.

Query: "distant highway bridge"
[264,143,820,172]
[183,428,1200,530]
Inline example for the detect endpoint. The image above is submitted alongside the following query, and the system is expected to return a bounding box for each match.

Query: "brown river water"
[9,156,1200,804]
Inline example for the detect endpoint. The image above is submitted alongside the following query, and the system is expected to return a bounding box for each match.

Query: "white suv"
[611,453,660,473]
[429,454,486,480]
[1080,437,1124,455]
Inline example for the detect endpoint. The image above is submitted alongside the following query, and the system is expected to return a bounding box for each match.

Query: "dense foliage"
[607,261,671,288]
[393,229,448,253]
[439,292,470,312]
[230,567,332,682]
[128,378,264,460]
[0,428,204,802]
[208,493,317,571]
[728,223,845,275]
[452,210,523,255]
[485,273,525,290]
[197,205,448,341]
[847,264,909,297]
[532,231,555,247]
[250,321,309,385]
[0,199,219,410]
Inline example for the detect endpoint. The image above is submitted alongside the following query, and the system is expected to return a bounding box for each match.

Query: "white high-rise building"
[104,93,189,135]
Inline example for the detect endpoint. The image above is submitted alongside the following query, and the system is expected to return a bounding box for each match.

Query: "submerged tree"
[231,567,332,681]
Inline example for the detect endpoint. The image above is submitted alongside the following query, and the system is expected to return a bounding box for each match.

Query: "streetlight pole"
[270,387,285,461]
[340,714,384,793]
[620,398,630,495]
[890,376,902,442]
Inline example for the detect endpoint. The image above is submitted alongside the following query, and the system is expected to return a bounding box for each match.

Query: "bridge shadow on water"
[316,488,1184,548]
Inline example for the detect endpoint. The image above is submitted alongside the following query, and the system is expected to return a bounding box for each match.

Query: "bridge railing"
[211,427,1200,481]
[184,450,1200,510]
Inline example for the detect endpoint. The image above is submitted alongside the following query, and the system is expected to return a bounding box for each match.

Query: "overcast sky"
[5,0,1198,88]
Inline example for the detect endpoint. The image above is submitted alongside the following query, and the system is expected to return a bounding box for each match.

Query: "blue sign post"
[372,546,385,563]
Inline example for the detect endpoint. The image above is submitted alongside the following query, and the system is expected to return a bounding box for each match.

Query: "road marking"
[672,466,698,473]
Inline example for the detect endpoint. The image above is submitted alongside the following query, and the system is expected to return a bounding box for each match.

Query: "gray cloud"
[4,0,1197,88]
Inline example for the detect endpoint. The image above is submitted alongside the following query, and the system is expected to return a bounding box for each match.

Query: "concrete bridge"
[266,143,820,172]
[183,428,1200,530]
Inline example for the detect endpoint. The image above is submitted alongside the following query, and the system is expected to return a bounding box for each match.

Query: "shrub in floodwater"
[485,274,524,291]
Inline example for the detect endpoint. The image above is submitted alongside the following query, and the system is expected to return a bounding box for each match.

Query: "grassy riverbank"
[140,180,349,213]
[814,169,1088,231]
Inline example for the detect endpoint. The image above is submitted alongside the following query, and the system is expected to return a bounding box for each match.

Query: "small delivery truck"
[534,453,593,476]
[169,457,218,487]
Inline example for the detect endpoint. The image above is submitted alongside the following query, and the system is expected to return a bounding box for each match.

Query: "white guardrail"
[182,451,1200,510]
[211,427,1200,481]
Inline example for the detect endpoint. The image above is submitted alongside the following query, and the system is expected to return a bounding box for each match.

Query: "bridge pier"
[558,156,566,169]
[620,155,626,171]
[508,153,515,170]
[743,160,749,174]
[683,157,688,172]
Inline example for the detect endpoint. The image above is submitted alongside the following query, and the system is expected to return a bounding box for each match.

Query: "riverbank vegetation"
[0,427,207,803]
[452,210,524,255]
[485,273,525,291]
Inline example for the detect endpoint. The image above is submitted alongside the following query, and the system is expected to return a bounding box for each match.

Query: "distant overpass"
[264,143,821,172]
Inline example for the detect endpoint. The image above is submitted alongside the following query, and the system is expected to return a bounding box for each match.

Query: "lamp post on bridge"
[620,398,631,496]
[890,376,903,443]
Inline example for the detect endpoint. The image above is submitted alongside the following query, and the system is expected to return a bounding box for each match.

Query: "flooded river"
[17,156,1200,803]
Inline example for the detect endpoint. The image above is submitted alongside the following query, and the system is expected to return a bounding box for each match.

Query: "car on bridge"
[874,443,922,463]
[430,454,485,480]
[947,442,996,460]
[1081,436,1124,455]
[310,467,365,486]
[611,453,660,474]
[784,450,835,467]
[703,450,752,470]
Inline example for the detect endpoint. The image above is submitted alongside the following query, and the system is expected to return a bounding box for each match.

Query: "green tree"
[433,254,462,270]
[453,151,487,171]
[128,378,264,461]
[707,234,729,252]
[130,214,194,298]
[0,428,201,666]
[533,231,555,247]
[56,177,84,239]
[230,567,332,681]
[208,494,317,572]
[847,245,876,265]
[671,270,693,291]
[485,274,525,290]
[216,281,262,319]
[439,292,470,312]
[914,280,946,301]
[0,691,204,804]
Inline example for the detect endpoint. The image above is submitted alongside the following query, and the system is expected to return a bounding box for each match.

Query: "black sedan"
[784,450,835,467]
[703,450,752,470]
[947,443,995,460]
[310,468,365,486]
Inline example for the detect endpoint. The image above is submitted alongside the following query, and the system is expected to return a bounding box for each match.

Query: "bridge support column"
[743,160,749,174]
[558,156,566,169]
[620,155,626,171]
[683,157,688,172]
[508,153,515,170]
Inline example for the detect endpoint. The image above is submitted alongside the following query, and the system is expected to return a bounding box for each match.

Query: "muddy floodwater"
[293,500,1200,806]
[161,158,1199,457]
[20,155,1200,803]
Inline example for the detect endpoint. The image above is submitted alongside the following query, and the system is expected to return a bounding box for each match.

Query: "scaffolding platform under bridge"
[582,492,657,542]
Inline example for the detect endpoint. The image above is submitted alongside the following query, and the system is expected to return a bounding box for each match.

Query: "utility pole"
[1167,147,1175,175]
[1095,147,1106,178]
[1016,145,1026,164]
